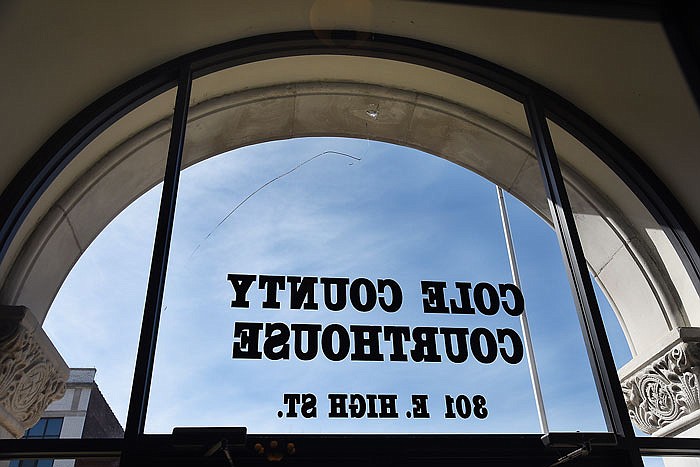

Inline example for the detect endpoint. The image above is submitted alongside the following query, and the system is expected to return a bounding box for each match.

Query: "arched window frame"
[1,4,699,464]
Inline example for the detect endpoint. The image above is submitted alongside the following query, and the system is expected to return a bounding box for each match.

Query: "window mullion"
[123,63,192,445]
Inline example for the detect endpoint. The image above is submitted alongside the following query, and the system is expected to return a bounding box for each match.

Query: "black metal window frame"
[1,3,699,465]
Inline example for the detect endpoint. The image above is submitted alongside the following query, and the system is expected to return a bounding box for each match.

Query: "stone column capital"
[620,327,700,436]
[0,305,69,438]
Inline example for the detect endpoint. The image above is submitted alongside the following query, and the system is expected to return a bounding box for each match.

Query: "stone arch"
[0,80,686,361]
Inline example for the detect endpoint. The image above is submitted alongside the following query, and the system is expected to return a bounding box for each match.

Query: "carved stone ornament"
[0,305,68,438]
[621,336,700,435]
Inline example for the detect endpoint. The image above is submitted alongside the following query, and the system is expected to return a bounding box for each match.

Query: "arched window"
[1,19,699,467]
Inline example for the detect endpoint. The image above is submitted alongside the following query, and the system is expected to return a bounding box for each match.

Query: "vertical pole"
[496,186,549,434]
[122,64,192,449]
[524,93,642,465]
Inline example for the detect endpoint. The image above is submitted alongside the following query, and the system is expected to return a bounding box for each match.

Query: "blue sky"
[45,137,634,437]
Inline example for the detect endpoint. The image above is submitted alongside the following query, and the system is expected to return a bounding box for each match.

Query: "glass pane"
[144,68,614,436]
[27,87,177,440]
[149,135,611,434]
[43,419,63,438]
[3,458,119,467]
[644,457,700,467]
[548,118,700,442]
[25,419,47,438]
[501,188,608,432]
[151,137,538,433]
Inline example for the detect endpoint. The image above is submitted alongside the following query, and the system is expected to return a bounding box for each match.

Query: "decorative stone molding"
[1,80,685,359]
[0,305,69,438]
[620,328,700,435]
